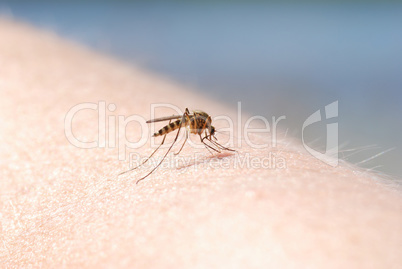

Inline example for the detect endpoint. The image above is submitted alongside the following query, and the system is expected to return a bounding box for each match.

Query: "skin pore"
[1,19,401,268]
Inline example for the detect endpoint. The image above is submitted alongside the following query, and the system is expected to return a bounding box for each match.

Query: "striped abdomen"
[153,119,182,137]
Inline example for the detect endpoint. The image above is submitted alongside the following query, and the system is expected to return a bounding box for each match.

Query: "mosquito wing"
[146,114,182,123]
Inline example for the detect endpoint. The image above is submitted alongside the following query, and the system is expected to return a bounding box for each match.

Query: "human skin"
[0,19,401,268]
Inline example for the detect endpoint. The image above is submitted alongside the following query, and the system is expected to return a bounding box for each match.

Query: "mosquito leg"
[201,135,220,154]
[200,134,214,155]
[118,120,171,176]
[136,111,188,184]
[210,138,236,152]
[174,129,188,155]
[174,110,191,156]
[204,130,235,152]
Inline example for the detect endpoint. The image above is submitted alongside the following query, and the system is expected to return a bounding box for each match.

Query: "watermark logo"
[64,102,286,161]
[129,151,287,171]
[302,101,338,166]
[64,101,339,168]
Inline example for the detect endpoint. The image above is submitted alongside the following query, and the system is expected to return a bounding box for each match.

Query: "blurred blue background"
[1,1,401,177]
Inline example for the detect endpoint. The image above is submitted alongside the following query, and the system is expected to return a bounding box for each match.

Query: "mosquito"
[118,108,235,184]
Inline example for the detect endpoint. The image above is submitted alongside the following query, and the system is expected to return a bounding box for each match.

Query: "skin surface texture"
[0,19,401,268]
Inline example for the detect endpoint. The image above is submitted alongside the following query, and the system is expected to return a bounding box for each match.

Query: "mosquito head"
[210,125,218,141]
